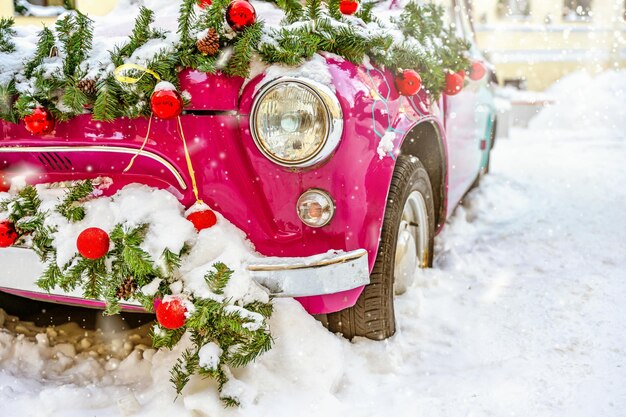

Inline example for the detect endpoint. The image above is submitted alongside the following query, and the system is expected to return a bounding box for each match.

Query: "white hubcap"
[394,191,429,294]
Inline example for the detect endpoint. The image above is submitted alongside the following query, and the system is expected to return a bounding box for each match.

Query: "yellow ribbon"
[114,63,161,84]
[115,64,202,204]
[123,114,153,172]
[177,116,203,204]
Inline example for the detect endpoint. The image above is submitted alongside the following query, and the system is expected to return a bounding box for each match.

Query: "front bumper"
[0,247,369,308]
[248,249,369,297]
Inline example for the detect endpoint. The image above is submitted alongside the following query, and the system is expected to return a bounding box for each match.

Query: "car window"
[457,0,477,44]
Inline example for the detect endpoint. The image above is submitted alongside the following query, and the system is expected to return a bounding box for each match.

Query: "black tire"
[327,156,435,340]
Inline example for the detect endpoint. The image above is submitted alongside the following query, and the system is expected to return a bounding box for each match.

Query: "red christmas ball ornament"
[395,69,422,96]
[151,84,183,120]
[76,227,110,260]
[197,0,212,8]
[156,297,187,330]
[23,107,55,135]
[339,0,359,15]
[186,209,217,231]
[469,60,486,81]
[0,220,19,247]
[226,0,256,32]
[444,71,464,96]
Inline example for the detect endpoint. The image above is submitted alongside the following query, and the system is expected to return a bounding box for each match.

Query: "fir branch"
[226,330,273,367]
[224,22,263,78]
[23,27,56,79]
[152,326,186,349]
[306,0,323,21]
[37,261,64,292]
[0,81,18,123]
[177,0,197,48]
[204,262,232,295]
[111,6,157,66]
[326,0,342,20]
[199,0,230,32]
[128,6,155,51]
[31,225,56,258]
[170,347,201,394]
[2,185,42,221]
[0,17,16,53]
[161,248,182,275]
[62,83,89,116]
[272,0,304,23]
[55,179,94,222]
[82,258,107,299]
[244,300,274,318]
[258,27,318,66]
[93,77,123,121]
[355,0,377,23]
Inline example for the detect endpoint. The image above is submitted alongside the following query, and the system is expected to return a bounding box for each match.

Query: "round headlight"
[250,78,343,167]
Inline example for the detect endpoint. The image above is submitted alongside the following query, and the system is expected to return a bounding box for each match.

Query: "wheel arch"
[399,120,447,230]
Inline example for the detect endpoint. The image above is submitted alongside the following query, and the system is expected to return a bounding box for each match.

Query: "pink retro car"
[0,1,495,340]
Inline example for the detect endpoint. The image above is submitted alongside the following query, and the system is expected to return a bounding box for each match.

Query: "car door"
[457,0,497,172]
[441,0,485,210]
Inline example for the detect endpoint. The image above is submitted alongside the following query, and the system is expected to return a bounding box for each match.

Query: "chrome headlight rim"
[250,77,343,168]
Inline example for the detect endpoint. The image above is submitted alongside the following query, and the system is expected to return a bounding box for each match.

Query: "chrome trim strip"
[0,145,188,190]
[248,248,366,272]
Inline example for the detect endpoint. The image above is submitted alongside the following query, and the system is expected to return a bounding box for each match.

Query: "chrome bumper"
[0,247,370,302]
[247,249,370,297]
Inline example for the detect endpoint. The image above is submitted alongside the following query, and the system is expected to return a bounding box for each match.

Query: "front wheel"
[327,156,435,340]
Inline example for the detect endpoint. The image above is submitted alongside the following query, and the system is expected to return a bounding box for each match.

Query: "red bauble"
[339,0,359,15]
[23,107,55,135]
[187,209,217,231]
[151,89,183,120]
[76,227,110,260]
[0,221,19,248]
[197,0,212,8]
[395,69,422,96]
[156,298,187,330]
[469,60,486,81]
[226,0,256,32]
[444,72,464,96]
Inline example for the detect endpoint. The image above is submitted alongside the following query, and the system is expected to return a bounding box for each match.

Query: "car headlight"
[250,77,343,167]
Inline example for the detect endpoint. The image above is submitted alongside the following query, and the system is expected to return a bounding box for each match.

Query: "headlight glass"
[252,81,330,166]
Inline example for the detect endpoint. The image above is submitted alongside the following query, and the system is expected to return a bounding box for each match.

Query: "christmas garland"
[0,180,272,406]
[0,0,472,124]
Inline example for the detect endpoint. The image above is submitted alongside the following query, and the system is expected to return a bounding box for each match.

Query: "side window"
[496,0,531,19]
[457,0,477,44]
[563,0,593,21]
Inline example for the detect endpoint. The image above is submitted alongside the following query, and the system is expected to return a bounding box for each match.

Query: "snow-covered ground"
[1,72,626,416]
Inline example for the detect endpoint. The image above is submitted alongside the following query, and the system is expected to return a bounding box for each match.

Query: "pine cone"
[77,78,96,96]
[196,29,220,56]
[115,277,138,300]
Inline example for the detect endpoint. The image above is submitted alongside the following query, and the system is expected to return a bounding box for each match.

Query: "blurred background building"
[1,0,625,91]
[471,0,626,89]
